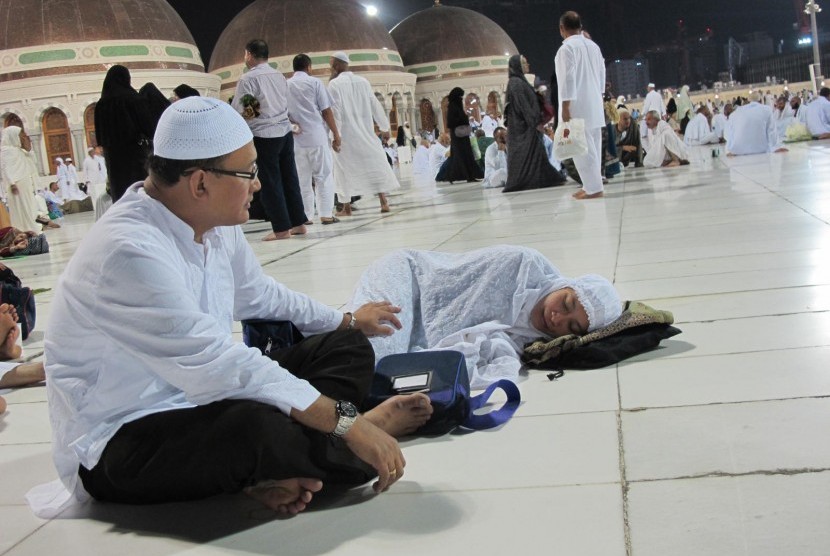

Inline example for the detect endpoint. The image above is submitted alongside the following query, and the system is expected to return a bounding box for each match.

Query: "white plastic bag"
[553,118,588,159]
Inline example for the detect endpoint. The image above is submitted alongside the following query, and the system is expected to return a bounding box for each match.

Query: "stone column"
[27,133,47,176]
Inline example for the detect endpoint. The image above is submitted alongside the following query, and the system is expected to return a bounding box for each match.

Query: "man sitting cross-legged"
[31,97,432,518]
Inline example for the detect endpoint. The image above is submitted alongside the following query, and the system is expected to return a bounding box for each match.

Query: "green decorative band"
[449,61,480,70]
[217,71,232,80]
[388,53,402,63]
[491,59,509,66]
[100,45,150,57]
[410,65,438,75]
[349,53,380,62]
[165,46,193,59]
[19,50,76,64]
[310,55,330,65]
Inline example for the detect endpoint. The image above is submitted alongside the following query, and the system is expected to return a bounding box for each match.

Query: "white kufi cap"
[332,51,350,64]
[153,97,253,160]
[570,274,623,332]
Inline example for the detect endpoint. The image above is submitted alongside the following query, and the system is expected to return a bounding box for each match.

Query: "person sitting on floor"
[481,127,508,189]
[29,97,433,519]
[683,105,720,146]
[642,111,690,167]
[616,109,643,168]
[346,245,623,388]
[725,92,788,156]
[805,87,830,140]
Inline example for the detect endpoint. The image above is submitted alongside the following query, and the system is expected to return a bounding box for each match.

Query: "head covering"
[100,65,135,100]
[569,274,623,331]
[332,51,350,64]
[173,84,200,99]
[65,157,72,163]
[153,97,253,160]
[647,83,655,88]
[87,147,94,153]
[448,87,465,101]
[55,157,64,164]
[1,126,38,184]
[508,54,525,80]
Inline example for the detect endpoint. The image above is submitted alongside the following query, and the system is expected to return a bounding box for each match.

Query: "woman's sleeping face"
[530,288,589,338]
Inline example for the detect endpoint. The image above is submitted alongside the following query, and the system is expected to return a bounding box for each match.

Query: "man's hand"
[343,417,405,493]
[352,301,402,336]
[561,102,571,123]
[332,136,342,153]
[10,184,18,195]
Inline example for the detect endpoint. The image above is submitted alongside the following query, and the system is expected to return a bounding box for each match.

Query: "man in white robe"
[287,53,341,225]
[684,106,720,146]
[643,111,690,167]
[642,83,666,119]
[54,157,68,201]
[328,52,398,215]
[725,93,787,156]
[790,96,809,125]
[480,113,498,137]
[82,147,106,207]
[481,127,508,189]
[428,134,450,180]
[63,158,89,201]
[94,146,107,184]
[772,97,795,144]
[711,105,730,140]
[412,140,431,175]
[555,11,606,199]
[805,87,830,139]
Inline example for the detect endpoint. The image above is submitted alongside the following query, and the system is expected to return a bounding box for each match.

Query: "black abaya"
[503,56,565,192]
[443,88,483,183]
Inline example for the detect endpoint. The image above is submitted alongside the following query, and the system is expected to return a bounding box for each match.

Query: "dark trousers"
[253,134,307,233]
[79,330,376,505]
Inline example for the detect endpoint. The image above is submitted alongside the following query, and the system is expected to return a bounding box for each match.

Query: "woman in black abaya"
[443,87,482,183]
[504,55,565,192]
[94,65,156,202]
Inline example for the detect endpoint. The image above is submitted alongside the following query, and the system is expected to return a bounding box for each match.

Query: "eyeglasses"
[184,164,259,181]
[201,164,258,181]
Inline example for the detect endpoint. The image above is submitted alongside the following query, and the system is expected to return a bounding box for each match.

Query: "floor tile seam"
[378,480,625,497]
[0,399,48,407]
[0,441,51,447]
[674,308,830,325]
[616,266,830,285]
[727,165,830,226]
[627,467,830,485]
[0,520,51,556]
[509,408,619,419]
[639,283,830,304]
[626,343,830,365]
[620,393,830,413]
[615,247,829,269]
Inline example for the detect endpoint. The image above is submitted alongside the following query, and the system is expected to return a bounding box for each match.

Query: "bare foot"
[663,160,680,167]
[263,231,291,241]
[573,190,604,200]
[0,395,6,414]
[774,147,789,153]
[244,478,323,516]
[0,362,46,388]
[290,225,307,235]
[364,393,433,437]
[380,206,391,213]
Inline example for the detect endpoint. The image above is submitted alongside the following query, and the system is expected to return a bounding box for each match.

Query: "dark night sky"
[168,0,822,83]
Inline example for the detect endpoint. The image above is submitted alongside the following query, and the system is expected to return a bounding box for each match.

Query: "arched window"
[464,93,482,122]
[419,99,436,133]
[84,103,97,148]
[487,91,503,117]
[42,108,73,175]
[389,92,402,134]
[3,113,24,130]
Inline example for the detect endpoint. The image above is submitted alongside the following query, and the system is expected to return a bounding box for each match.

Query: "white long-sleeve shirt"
[642,90,666,117]
[42,183,341,507]
[806,96,830,136]
[725,102,779,155]
[555,34,606,130]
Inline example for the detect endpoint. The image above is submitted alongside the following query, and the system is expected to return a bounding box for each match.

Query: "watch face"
[337,401,358,418]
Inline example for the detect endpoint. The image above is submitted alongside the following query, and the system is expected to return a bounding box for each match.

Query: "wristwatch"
[331,400,358,438]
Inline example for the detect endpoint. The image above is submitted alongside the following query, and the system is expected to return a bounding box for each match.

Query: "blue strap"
[463,379,521,430]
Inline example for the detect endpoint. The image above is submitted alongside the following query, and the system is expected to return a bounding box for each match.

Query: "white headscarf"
[1,126,38,185]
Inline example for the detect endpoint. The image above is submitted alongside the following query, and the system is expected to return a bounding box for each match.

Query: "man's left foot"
[573,190,604,200]
[365,393,433,437]
[244,477,323,516]
[290,225,307,235]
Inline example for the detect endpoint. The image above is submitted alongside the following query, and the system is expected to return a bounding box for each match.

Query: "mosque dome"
[391,3,518,69]
[0,0,205,81]
[209,0,404,90]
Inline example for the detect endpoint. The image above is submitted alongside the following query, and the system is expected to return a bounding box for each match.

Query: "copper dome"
[209,0,398,72]
[0,0,196,50]
[391,4,518,67]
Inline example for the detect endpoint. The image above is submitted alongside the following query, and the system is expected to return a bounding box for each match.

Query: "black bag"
[0,264,36,340]
[554,324,681,369]
[367,351,520,436]
[242,320,304,358]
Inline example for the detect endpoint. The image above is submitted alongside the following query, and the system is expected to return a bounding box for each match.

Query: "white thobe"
[791,105,808,125]
[82,155,101,185]
[711,113,728,140]
[725,102,779,155]
[64,164,87,200]
[94,154,107,182]
[642,90,666,117]
[555,33,606,194]
[643,120,689,167]
[773,107,795,143]
[328,72,399,197]
[480,115,498,137]
[55,163,69,200]
[29,183,339,518]
[683,114,719,146]
[481,143,507,189]
[806,96,830,137]
[428,143,448,179]
[412,145,430,175]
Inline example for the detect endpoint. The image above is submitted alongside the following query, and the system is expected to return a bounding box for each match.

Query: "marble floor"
[2,141,830,555]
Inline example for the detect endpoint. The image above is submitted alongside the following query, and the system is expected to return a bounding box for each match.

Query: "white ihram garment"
[481,142,507,189]
[643,120,689,167]
[683,113,719,146]
[725,102,779,155]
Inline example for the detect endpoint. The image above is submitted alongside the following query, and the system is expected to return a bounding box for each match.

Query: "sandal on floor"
[321,217,340,225]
